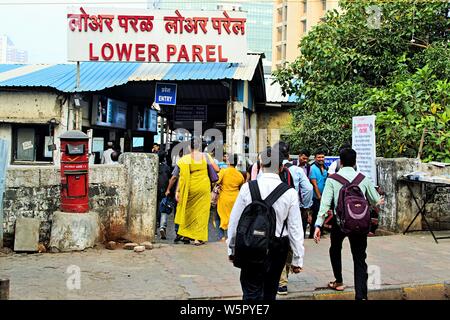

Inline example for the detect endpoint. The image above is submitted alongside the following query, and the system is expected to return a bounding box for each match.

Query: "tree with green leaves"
[274,0,450,162]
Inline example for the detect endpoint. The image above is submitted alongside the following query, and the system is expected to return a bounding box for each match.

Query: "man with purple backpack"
[313,148,384,300]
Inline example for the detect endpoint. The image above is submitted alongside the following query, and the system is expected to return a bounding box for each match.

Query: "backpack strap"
[351,173,365,185]
[264,183,291,208]
[328,173,350,186]
[248,180,262,202]
[265,183,291,237]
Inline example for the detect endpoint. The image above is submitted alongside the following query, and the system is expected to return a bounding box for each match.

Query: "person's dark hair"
[299,149,310,157]
[340,148,357,167]
[315,149,326,156]
[273,140,290,160]
[339,143,352,153]
[111,151,120,162]
[190,136,202,151]
[157,150,167,163]
[260,147,283,169]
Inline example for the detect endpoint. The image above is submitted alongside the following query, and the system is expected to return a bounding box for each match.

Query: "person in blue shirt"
[308,150,328,239]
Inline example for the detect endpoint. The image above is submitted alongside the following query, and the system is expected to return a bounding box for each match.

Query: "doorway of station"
[163,103,228,150]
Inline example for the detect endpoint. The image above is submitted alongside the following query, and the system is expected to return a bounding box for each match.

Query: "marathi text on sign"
[67,7,248,63]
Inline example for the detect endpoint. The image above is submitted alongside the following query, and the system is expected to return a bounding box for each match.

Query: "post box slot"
[64,170,88,175]
[67,174,87,197]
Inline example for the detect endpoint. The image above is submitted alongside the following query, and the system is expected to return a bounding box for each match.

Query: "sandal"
[193,240,205,246]
[328,281,345,291]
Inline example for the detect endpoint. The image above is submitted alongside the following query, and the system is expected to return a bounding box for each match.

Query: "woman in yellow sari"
[175,137,219,245]
[216,154,245,239]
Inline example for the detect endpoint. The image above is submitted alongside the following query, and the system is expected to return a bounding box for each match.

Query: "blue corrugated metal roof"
[0,64,74,91]
[0,54,262,93]
[0,64,23,73]
[163,62,237,80]
[73,62,141,92]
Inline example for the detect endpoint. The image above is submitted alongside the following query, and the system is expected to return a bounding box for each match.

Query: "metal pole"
[165,118,170,152]
[417,127,427,160]
[0,279,9,300]
[76,61,80,89]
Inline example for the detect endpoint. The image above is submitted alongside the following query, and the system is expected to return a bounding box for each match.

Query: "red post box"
[59,130,89,213]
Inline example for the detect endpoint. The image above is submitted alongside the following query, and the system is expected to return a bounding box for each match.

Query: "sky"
[0,0,148,64]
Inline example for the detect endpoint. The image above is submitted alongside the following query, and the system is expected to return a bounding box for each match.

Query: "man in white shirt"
[101,142,115,164]
[227,147,305,300]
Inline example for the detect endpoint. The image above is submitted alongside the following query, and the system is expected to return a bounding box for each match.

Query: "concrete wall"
[1,153,158,248]
[0,91,62,123]
[0,91,81,165]
[377,158,450,232]
[257,108,292,150]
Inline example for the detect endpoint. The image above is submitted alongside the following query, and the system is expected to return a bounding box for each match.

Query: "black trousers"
[300,208,308,235]
[240,237,290,301]
[329,222,368,300]
[309,198,321,238]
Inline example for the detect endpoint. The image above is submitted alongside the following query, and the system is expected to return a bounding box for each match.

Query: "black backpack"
[233,181,291,269]
[280,163,295,189]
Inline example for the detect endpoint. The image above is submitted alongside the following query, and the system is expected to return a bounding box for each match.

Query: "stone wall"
[1,153,158,248]
[376,158,450,233]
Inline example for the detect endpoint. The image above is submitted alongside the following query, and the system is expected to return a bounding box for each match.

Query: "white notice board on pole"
[352,115,377,185]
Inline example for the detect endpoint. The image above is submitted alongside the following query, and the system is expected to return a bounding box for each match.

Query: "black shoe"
[277,286,288,295]
[159,228,167,240]
[174,235,182,243]
[182,237,191,244]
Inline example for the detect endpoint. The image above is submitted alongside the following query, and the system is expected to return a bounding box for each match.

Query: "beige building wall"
[272,0,338,71]
[257,108,292,150]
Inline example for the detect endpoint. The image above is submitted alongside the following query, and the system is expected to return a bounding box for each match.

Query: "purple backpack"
[329,173,370,235]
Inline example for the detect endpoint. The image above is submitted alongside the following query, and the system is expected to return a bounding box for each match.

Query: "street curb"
[192,281,450,300]
[287,282,449,300]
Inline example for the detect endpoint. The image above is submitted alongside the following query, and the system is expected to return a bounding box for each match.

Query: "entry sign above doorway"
[155,83,177,106]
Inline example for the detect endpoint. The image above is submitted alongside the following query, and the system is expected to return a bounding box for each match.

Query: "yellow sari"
[174,153,211,242]
[217,166,245,230]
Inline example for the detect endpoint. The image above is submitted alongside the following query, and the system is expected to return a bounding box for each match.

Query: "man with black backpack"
[313,148,384,300]
[227,147,304,301]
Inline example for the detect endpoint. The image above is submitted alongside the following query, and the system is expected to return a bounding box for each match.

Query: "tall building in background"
[272,0,338,71]
[0,35,28,64]
[147,0,274,63]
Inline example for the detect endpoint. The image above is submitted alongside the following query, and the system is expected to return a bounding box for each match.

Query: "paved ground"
[1,228,450,300]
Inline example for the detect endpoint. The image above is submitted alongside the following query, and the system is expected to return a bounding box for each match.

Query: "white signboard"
[22,141,33,151]
[67,7,247,63]
[352,115,377,184]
